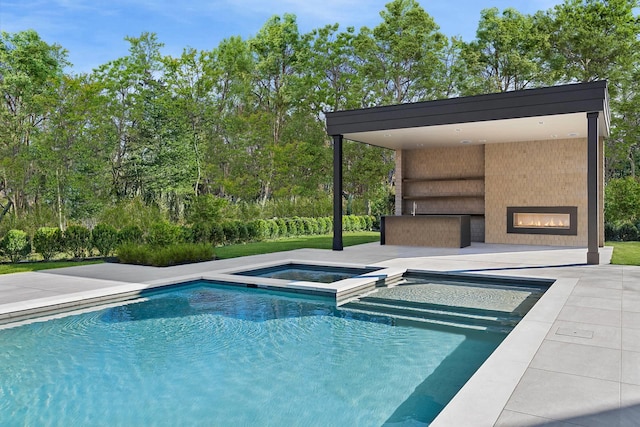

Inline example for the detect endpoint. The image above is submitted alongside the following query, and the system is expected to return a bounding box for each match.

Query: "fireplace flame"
[514,212,570,229]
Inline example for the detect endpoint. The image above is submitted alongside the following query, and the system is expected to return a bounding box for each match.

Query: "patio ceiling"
[326,81,610,150]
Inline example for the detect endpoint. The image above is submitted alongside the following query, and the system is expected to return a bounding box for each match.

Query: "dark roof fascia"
[325,81,609,136]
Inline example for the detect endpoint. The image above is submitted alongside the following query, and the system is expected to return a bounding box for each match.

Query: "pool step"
[339,296,520,333]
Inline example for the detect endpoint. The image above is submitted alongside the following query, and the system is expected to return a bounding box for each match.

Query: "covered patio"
[326,81,610,264]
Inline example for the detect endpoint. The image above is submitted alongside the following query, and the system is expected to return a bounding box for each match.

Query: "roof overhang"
[325,81,610,150]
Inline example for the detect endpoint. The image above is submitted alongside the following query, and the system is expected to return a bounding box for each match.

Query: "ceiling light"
[455,128,461,132]
[568,132,579,137]
[460,140,471,144]
[551,134,558,139]
[538,121,544,125]
[478,139,487,143]
[383,133,392,138]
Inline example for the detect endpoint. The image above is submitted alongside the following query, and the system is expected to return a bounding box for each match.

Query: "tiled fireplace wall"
[484,137,602,246]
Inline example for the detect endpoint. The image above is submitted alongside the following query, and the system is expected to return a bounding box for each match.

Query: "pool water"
[233,263,380,283]
[0,282,503,426]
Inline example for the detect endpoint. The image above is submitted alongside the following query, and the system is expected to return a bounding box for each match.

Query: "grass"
[0,259,104,275]
[0,232,380,273]
[608,241,640,265]
[215,231,380,259]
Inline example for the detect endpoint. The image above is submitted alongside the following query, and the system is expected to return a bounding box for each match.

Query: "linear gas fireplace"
[507,207,577,235]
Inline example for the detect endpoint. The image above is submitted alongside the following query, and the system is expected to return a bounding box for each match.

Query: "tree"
[546,0,639,83]
[461,8,551,94]
[0,30,67,220]
[354,0,447,105]
[300,24,362,113]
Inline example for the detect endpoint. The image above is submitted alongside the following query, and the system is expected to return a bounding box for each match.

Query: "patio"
[0,242,638,426]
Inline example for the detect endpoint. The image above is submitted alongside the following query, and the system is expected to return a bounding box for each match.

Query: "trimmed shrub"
[63,225,91,259]
[237,220,249,242]
[267,219,279,239]
[191,222,212,244]
[618,221,639,241]
[255,219,269,240]
[146,221,182,247]
[91,223,118,257]
[222,221,239,244]
[364,215,374,231]
[118,225,143,245]
[316,217,326,234]
[33,227,62,261]
[210,223,224,246]
[306,217,319,235]
[117,243,214,267]
[605,222,619,241]
[0,229,31,263]
[342,215,352,232]
[276,218,287,237]
[286,218,298,236]
[246,220,261,242]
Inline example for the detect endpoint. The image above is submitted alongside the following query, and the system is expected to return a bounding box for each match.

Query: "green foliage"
[185,194,227,224]
[91,223,119,256]
[99,198,165,231]
[222,221,239,244]
[63,225,92,259]
[146,221,183,247]
[0,229,31,263]
[2,1,640,227]
[118,225,144,245]
[276,218,288,237]
[605,177,640,224]
[605,221,639,242]
[210,223,225,246]
[33,227,62,261]
[191,222,212,244]
[116,243,214,267]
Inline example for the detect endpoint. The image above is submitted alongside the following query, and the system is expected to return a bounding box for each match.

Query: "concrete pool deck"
[0,242,638,426]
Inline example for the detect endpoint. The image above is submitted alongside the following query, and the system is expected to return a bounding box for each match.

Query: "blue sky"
[1,0,563,74]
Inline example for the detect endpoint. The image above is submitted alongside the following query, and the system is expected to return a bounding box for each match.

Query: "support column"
[332,134,343,251]
[587,112,599,265]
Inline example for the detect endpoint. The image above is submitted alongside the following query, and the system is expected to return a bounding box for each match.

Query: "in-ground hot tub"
[231,262,382,283]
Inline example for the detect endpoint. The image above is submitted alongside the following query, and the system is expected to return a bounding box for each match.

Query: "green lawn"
[214,231,380,259]
[608,241,640,265]
[0,259,104,275]
[0,232,381,274]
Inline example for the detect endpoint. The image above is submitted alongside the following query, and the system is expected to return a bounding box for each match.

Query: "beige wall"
[485,138,590,246]
[393,137,603,247]
[399,145,485,215]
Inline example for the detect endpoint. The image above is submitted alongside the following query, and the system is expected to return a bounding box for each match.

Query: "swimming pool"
[0,281,505,426]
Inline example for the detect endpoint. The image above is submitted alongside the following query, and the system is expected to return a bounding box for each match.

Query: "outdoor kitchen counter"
[381,215,471,248]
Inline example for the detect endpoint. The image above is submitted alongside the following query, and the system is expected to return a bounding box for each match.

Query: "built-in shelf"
[403,193,485,200]
[402,176,484,183]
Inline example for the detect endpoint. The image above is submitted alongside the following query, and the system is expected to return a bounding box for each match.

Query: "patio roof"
[326,81,611,264]
[325,81,610,149]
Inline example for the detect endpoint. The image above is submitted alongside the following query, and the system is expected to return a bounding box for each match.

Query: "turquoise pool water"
[0,282,503,426]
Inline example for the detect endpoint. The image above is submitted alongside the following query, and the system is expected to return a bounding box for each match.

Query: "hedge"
[0,215,378,263]
[605,221,640,242]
